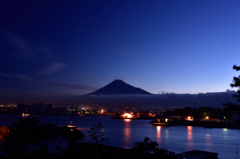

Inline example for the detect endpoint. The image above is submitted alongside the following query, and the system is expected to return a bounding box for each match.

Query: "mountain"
[87,79,152,95]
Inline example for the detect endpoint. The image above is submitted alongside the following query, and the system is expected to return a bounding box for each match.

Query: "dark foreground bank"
[5,142,176,159]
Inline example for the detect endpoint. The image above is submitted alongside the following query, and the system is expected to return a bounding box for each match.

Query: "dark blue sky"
[1,0,240,102]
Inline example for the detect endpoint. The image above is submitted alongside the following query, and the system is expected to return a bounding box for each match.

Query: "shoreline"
[1,113,240,130]
[111,117,154,120]
[164,120,240,129]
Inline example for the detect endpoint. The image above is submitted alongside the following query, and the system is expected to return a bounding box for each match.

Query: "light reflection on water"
[124,119,131,122]
[205,134,211,150]
[165,129,169,139]
[187,126,193,149]
[0,114,240,158]
[123,119,131,148]
[156,126,161,144]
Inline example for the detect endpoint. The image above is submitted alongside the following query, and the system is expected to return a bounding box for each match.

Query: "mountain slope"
[87,79,151,95]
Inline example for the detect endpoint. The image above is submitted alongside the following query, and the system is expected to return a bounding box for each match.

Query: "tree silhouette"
[88,122,109,159]
[131,136,161,154]
[223,65,240,111]
[130,136,167,159]
[58,126,85,143]
[38,123,57,139]
[88,122,108,145]
[9,117,40,144]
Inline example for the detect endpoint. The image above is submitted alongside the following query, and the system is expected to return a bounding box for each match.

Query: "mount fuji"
[87,79,151,95]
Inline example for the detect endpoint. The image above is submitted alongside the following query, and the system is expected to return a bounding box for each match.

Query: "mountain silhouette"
[87,79,152,95]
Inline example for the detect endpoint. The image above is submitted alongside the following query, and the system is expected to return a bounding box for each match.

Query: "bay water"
[0,114,239,159]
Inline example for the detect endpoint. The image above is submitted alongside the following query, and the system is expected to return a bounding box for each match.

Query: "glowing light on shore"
[121,113,132,118]
[21,113,30,117]
[186,116,194,121]
[67,125,76,128]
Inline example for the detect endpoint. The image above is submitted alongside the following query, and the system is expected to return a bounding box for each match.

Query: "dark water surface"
[1,114,239,159]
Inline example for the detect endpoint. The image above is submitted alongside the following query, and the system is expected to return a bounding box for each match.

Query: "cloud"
[3,32,53,59]
[36,45,52,55]
[4,32,34,58]
[0,73,32,80]
[50,81,98,91]
[36,62,66,75]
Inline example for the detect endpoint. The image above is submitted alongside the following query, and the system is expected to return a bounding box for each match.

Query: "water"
[0,114,239,159]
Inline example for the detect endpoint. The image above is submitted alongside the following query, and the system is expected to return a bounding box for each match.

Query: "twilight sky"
[1,0,240,102]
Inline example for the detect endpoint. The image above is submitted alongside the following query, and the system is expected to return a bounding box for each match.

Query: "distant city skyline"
[1,0,240,103]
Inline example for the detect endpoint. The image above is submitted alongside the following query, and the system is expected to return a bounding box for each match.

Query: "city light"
[121,113,132,118]
[67,125,75,128]
[21,113,30,117]
[186,116,194,121]
[165,118,168,122]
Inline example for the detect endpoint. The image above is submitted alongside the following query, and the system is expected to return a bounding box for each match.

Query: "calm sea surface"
[1,114,240,159]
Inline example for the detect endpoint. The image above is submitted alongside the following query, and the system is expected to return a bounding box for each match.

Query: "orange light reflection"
[124,119,131,122]
[156,126,161,144]
[123,118,131,148]
[187,126,193,149]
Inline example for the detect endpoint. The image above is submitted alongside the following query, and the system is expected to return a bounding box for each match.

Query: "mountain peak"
[112,79,125,83]
[113,79,124,82]
[87,80,151,95]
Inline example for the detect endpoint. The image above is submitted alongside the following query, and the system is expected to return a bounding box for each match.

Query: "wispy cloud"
[50,81,98,91]
[36,45,52,55]
[3,32,53,59]
[36,62,66,76]
[0,73,32,80]
[4,32,34,58]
